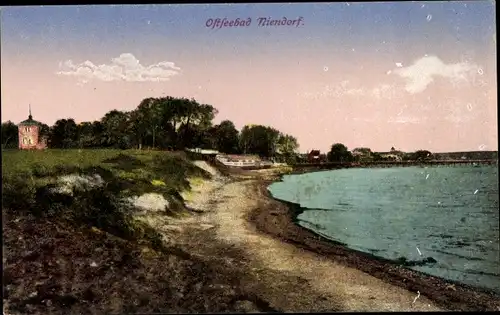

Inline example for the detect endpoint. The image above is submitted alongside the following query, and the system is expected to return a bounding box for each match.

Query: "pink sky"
[1,4,497,153]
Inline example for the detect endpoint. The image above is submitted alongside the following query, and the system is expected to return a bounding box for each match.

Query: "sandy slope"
[182,162,444,311]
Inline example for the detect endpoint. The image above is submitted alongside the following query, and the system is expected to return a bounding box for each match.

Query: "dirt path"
[183,174,444,312]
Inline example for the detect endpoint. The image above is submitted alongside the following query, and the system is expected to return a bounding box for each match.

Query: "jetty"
[291,159,498,171]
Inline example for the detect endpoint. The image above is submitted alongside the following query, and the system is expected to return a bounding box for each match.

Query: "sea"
[268,165,500,293]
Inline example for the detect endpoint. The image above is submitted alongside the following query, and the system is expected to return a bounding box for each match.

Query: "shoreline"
[245,177,500,311]
[284,161,498,177]
[197,176,442,311]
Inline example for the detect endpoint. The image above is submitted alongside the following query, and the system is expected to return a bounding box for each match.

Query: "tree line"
[1,95,435,163]
[1,96,299,161]
[323,144,433,163]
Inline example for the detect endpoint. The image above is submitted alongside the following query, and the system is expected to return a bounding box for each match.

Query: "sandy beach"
[200,180,440,311]
[176,164,500,312]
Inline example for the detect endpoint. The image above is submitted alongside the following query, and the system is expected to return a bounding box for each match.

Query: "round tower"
[18,105,44,150]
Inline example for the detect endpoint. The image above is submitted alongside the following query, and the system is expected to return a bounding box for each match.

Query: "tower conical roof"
[18,104,42,126]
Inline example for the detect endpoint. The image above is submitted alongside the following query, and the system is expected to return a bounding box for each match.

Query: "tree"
[1,121,19,149]
[76,122,95,148]
[275,133,299,163]
[39,123,50,140]
[91,121,105,147]
[175,99,218,149]
[48,119,78,148]
[409,150,433,161]
[212,120,240,153]
[147,99,165,149]
[239,124,280,157]
[372,152,384,162]
[327,143,354,163]
[128,98,158,149]
[162,97,185,148]
[100,110,131,149]
[276,133,298,155]
[130,96,218,150]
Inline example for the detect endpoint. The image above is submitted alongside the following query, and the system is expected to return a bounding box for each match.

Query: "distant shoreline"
[245,176,500,311]
[285,159,497,175]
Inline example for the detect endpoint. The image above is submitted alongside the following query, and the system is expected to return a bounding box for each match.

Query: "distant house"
[307,150,321,163]
[376,148,405,161]
[186,148,219,155]
[378,152,404,161]
[381,154,402,161]
[18,106,47,150]
[352,148,373,162]
[352,147,372,157]
[185,148,220,161]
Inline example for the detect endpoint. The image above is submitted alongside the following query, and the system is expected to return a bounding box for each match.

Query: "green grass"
[2,149,212,250]
[2,149,209,190]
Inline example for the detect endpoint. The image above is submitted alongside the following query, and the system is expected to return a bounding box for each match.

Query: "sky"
[1,2,497,153]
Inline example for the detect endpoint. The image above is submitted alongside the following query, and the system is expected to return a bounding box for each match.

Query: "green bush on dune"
[2,149,211,250]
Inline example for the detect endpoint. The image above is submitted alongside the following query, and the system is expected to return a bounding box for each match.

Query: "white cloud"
[391,55,479,94]
[56,53,181,84]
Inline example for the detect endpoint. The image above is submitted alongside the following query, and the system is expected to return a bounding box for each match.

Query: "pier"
[291,159,498,171]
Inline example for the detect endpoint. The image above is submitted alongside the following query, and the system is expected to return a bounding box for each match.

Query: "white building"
[216,154,261,167]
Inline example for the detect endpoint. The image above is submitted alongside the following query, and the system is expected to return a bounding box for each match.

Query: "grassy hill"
[2,149,257,314]
[2,149,211,245]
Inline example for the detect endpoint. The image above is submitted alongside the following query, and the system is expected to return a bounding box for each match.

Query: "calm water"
[268,165,500,293]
